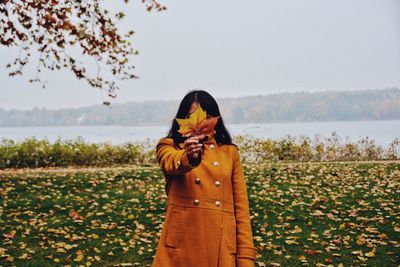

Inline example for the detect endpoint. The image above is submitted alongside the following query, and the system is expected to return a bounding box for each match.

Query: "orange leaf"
[3,230,16,239]
[304,249,322,255]
[69,210,84,220]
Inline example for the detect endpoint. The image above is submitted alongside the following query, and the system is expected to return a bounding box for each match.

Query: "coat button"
[213,161,219,166]
[210,144,215,149]
[215,200,221,207]
[193,199,200,205]
[195,178,201,184]
[215,180,221,187]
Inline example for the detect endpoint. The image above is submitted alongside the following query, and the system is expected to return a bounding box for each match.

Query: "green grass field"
[0,162,399,266]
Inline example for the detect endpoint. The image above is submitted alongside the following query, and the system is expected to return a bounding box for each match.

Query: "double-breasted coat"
[151,135,258,267]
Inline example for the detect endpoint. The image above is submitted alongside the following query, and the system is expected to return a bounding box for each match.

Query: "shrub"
[0,132,398,170]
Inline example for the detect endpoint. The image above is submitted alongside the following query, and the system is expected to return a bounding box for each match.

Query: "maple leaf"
[175,103,220,138]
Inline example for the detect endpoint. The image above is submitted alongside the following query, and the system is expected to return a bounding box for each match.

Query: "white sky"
[1,0,399,110]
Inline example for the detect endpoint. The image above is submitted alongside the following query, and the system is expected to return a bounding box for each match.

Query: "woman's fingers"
[185,134,205,144]
[184,138,198,148]
[188,144,202,154]
[184,137,203,158]
[197,134,206,141]
[184,135,204,161]
[186,142,200,151]
[184,137,203,149]
[192,145,202,152]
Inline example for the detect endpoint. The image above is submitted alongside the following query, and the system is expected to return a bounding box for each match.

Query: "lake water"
[0,120,399,147]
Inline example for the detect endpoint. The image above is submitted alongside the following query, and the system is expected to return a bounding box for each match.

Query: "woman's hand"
[183,134,206,161]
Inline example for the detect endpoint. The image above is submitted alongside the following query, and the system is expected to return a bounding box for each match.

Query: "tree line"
[0,88,399,127]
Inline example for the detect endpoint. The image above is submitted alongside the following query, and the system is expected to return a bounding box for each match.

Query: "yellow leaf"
[285,239,299,245]
[175,102,219,137]
[74,254,84,262]
[365,247,376,258]
[269,263,280,266]
[286,215,295,221]
[292,225,302,233]
[175,103,206,135]
[312,210,324,216]
[18,253,30,259]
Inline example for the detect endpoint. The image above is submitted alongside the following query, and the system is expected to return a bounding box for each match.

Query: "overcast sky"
[1,0,399,110]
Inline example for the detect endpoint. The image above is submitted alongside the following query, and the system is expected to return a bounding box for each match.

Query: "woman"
[152,90,258,267]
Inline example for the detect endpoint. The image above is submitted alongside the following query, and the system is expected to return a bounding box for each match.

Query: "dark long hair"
[165,90,233,147]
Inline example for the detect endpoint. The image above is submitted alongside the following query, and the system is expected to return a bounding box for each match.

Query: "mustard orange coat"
[151,135,258,267]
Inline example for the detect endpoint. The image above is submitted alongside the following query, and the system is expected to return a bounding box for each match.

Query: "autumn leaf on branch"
[175,103,220,138]
[0,0,166,106]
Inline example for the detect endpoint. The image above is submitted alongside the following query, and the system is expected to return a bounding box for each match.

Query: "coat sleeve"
[231,145,258,266]
[156,138,199,176]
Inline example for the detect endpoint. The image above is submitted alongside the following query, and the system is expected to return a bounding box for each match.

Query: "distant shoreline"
[1,88,399,127]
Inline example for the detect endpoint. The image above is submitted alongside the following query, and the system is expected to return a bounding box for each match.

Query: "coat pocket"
[227,215,237,254]
[165,208,184,248]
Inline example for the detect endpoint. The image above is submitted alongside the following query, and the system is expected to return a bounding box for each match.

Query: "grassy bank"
[0,162,399,266]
